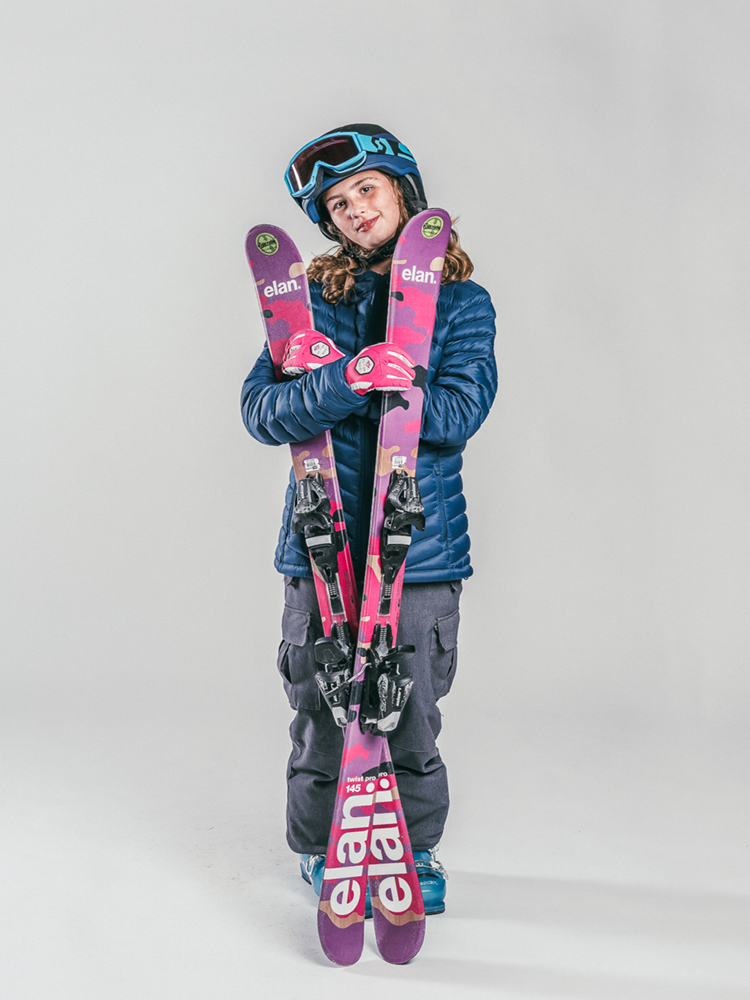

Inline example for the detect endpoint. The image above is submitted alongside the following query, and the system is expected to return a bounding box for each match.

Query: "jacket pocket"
[430,607,460,700]
[433,456,449,545]
[276,604,322,711]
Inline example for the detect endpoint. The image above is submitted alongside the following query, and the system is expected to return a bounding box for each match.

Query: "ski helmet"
[285,124,427,235]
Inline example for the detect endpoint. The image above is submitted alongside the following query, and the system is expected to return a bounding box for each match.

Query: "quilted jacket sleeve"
[420,281,498,447]
[240,345,370,446]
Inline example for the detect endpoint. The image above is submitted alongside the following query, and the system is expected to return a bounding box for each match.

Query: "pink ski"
[244,225,359,686]
[318,210,452,966]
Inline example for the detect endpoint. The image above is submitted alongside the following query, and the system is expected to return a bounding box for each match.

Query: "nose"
[348,193,366,216]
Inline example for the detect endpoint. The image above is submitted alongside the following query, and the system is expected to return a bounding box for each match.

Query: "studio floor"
[3,676,749,1000]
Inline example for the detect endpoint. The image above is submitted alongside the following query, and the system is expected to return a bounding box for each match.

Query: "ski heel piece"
[375,663,414,733]
[360,634,415,734]
[359,467,423,734]
[295,472,355,727]
[292,473,341,599]
[379,470,425,615]
[314,635,353,727]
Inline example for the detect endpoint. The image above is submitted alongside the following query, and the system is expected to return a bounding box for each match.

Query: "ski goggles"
[285,131,416,200]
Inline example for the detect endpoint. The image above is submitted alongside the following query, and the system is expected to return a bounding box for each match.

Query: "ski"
[317,210,452,966]
[244,226,359,721]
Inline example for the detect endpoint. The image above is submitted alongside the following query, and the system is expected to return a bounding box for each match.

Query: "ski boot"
[300,854,374,917]
[299,854,326,894]
[414,849,447,914]
[301,852,446,915]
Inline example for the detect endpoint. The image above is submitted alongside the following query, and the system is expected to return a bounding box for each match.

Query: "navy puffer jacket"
[241,270,497,583]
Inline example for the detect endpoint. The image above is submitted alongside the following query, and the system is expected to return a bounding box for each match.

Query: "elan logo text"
[402,267,436,284]
[263,278,300,297]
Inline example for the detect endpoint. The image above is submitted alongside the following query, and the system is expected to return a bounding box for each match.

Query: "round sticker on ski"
[256,233,279,255]
[421,216,444,239]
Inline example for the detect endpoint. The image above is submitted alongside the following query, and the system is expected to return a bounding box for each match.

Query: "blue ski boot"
[301,851,446,915]
[299,854,325,894]
[300,854,374,916]
[414,849,447,914]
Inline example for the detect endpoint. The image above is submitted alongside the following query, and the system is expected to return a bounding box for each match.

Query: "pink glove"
[281,329,345,375]
[345,343,416,395]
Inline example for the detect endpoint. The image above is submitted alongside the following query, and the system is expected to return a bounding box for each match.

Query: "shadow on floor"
[345,874,750,998]
[447,871,750,944]
[351,957,750,1000]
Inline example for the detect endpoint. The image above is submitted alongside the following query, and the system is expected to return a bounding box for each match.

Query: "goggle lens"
[287,135,363,194]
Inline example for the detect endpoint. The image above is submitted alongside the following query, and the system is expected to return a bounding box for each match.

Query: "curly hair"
[307,178,474,304]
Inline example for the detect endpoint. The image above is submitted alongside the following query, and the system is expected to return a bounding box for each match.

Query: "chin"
[351,230,378,250]
[361,231,395,253]
[348,237,375,253]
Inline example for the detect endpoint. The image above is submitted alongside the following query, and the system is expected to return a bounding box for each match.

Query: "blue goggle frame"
[284,131,416,203]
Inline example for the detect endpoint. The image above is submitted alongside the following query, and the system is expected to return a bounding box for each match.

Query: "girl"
[241,124,497,915]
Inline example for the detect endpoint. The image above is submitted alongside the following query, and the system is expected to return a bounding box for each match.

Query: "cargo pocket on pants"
[430,608,460,700]
[276,604,322,710]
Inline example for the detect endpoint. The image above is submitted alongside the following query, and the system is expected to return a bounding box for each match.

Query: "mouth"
[356,217,377,234]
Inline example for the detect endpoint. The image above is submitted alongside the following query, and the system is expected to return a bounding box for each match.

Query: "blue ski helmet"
[285,124,427,234]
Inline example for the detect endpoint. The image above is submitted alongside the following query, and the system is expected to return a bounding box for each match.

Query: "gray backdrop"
[2,1,749,997]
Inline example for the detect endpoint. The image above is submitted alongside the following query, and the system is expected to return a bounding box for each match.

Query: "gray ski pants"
[277,575,462,855]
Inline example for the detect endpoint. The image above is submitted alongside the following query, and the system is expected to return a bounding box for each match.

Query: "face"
[323,170,401,251]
